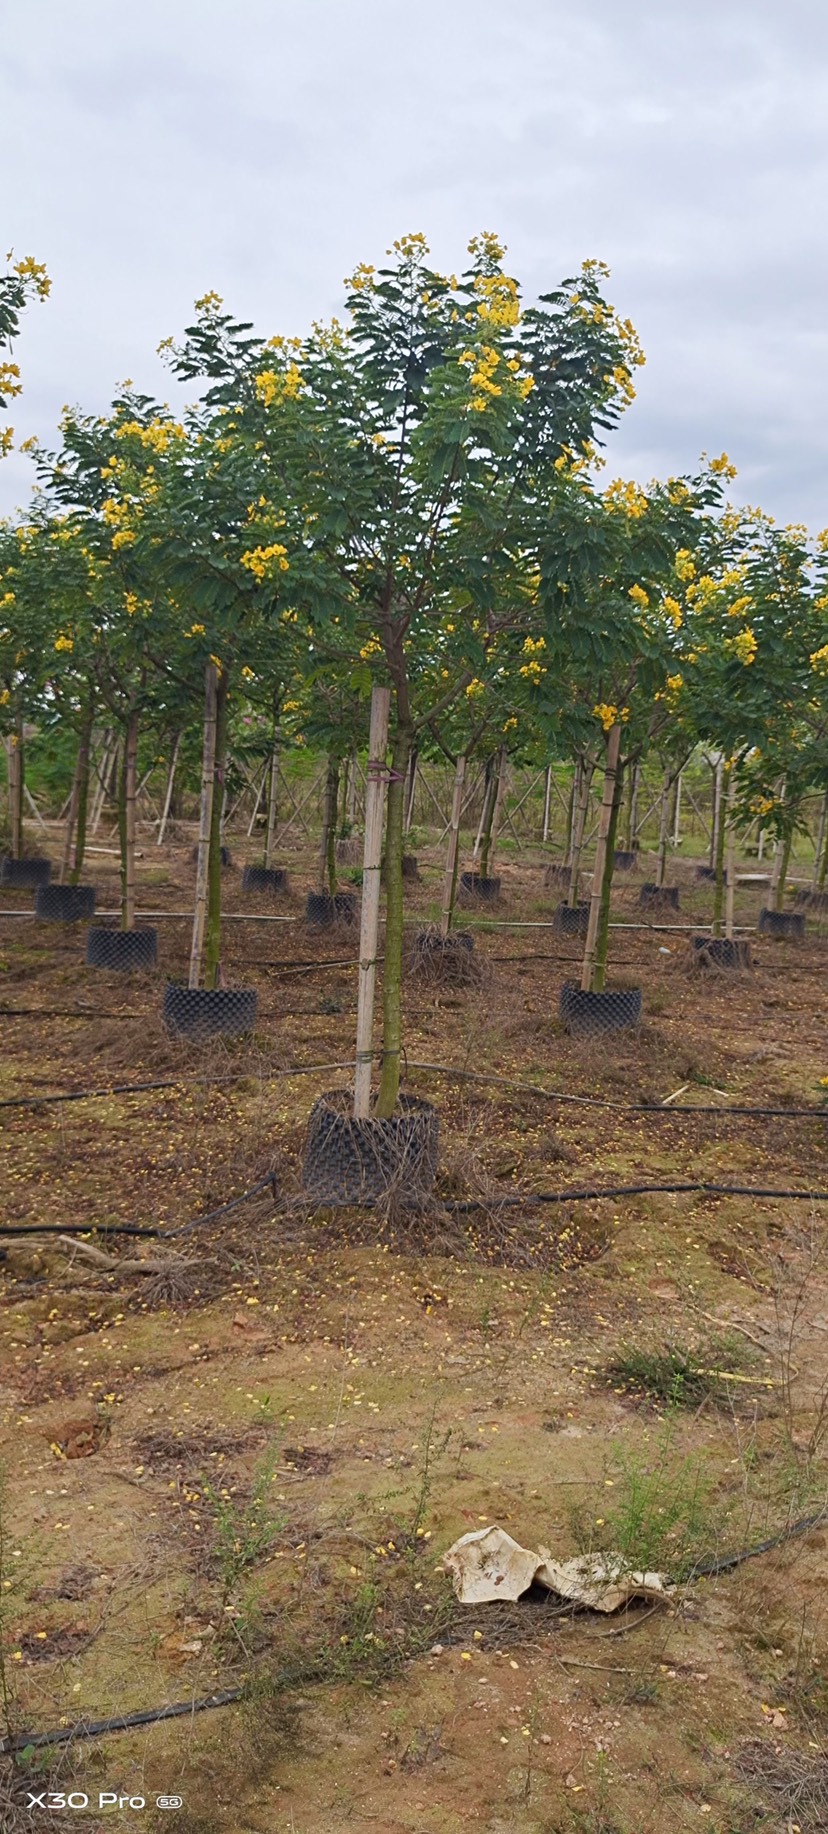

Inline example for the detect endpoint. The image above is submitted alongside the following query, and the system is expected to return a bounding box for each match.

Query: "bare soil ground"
[1,830,828,1833]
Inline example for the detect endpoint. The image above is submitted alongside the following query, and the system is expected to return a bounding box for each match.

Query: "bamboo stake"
[346,747,358,828]
[440,754,466,938]
[23,785,48,831]
[672,769,683,847]
[7,725,23,858]
[353,686,390,1119]
[581,724,622,993]
[724,773,736,941]
[157,732,182,846]
[473,758,496,860]
[404,747,418,833]
[246,765,268,838]
[120,712,139,931]
[568,761,594,906]
[655,769,671,888]
[189,663,218,990]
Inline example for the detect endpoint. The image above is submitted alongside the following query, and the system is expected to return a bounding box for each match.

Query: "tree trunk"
[542,765,553,844]
[773,825,795,912]
[671,770,682,848]
[580,724,622,994]
[70,706,94,885]
[319,755,340,896]
[264,720,280,870]
[624,761,640,853]
[712,760,730,938]
[189,662,218,991]
[655,769,671,887]
[593,762,624,993]
[709,758,723,870]
[816,792,828,892]
[346,747,358,828]
[481,745,507,878]
[157,731,182,847]
[404,746,418,833]
[118,710,139,931]
[568,759,593,906]
[60,716,91,885]
[7,718,23,858]
[353,686,391,1119]
[440,753,467,938]
[376,721,413,1119]
[204,669,229,990]
[564,761,580,864]
[473,755,496,860]
[724,773,736,941]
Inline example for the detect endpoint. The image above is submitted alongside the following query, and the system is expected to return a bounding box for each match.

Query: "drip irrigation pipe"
[443,1180,828,1213]
[4,1508,827,1756]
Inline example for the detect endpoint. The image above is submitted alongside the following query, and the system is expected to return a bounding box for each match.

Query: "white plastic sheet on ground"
[441,1525,671,1613]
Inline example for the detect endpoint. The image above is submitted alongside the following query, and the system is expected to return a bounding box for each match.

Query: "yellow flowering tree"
[0,253,50,460]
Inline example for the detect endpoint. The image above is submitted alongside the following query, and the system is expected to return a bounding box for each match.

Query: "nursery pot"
[35,883,96,922]
[692,936,752,970]
[553,901,590,938]
[613,850,637,871]
[559,981,642,1037]
[242,865,288,894]
[402,854,420,881]
[639,883,680,911]
[162,981,257,1039]
[460,871,501,902]
[758,908,805,940]
[544,864,574,891]
[1,855,52,889]
[305,890,358,926]
[86,926,158,971]
[302,1089,439,1205]
[695,865,717,882]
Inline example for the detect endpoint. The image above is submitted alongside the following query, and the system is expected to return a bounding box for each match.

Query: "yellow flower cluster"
[810,643,828,675]
[241,665,255,681]
[605,364,636,403]
[727,595,751,619]
[0,428,15,457]
[502,716,518,732]
[0,362,22,400]
[13,255,51,297]
[519,658,546,682]
[359,637,382,661]
[674,549,696,582]
[346,263,377,292]
[662,596,683,630]
[666,673,684,693]
[194,290,223,314]
[474,271,521,330]
[727,626,758,666]
[186,623,206,637]
[709,452,738,479]
[240,543,289,580]
[115,417,186,453]
[522,635,546,654]
[54,633,74,652]
[628,584,649,609]
[255,365,303,408]
[605,479,648,520]
[465,678,485,698]
[592,703,629,731]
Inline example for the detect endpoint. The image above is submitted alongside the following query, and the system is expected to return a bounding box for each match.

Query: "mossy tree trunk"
[376,719,413,1119]
[69,701,94,885]
[567,758,593,906]
[440,752,466,938]
[189,661,218,990]
[264,696,280,870]
[816,791,828,892]
[655,769,671,888]
[624,761,640,854]
[712,759,731,938]
[593,758,624,993]
[7,717,23,859]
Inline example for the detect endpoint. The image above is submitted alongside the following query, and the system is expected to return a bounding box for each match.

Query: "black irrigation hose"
[0,1173,278,1241]
[0,1688,246,1755]
[444,1180,828,1213]
[6,1508,828,1756]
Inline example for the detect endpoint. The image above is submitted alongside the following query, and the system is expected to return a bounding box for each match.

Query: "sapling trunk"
[346,747,358,828]
[404,746,418,833]
[204,669,228,990]
[70,707,94,885]
[624,761,640,853]
[353,686,391,1119]
[710,758,723,870]
[189,661,219,991]
[568,760,593,906]
[264,719,280,870]
[319,755,340,896]
[580,724,622,994]
[483,745,507,877]
[473,755,495,861]
[671,770,682,847]
[564,761,579,864]
[724,774,736,940]
[593,760,624,993]
[440,753,466,938]
[773,825,795,912]
[375,722,412,1119]
[7,718,23,859]
[542,764,553,844]
[60,713,92,884]
[817,793,828,892]
[157,731,182,847]
[655,769,671,888]
[712,761,730,938]
[118,710,139,931]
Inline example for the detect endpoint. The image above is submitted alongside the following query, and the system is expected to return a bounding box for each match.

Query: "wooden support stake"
[157,732,182,846]
[353,686,391,1119]
[542,765,552,843]
[581,723,622,993]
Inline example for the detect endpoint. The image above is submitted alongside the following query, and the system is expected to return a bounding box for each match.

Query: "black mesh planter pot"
[553,901,590,938]
[305,890,358,927]
[560,981,642,1037]
[639,883,680,911]
[242,865,288,894]
[163,982,257,1039]
[86,926,158,971]
[35,884,96,922]
[696,864,717,882]
[758,908,806,940]
[460,872,501,902]
[303,1089,439,1206]
[613,850,637,871]
[692,936,752,970]
[402,854,420,881]
[1,855,52,888]
[191,845,232,868]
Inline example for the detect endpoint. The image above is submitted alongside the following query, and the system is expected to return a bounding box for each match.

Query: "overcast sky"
[2,0,827,527]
